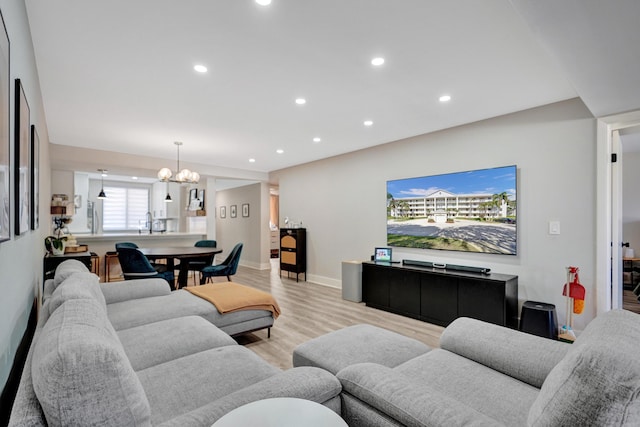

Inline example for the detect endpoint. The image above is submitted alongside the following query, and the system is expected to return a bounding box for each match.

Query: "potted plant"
[45,235,67,256]
[45,216,71,256]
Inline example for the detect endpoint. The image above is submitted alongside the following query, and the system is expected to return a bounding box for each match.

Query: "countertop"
[74,232,206,241]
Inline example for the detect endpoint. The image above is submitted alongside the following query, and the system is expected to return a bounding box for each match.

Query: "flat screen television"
[387,165,517,255]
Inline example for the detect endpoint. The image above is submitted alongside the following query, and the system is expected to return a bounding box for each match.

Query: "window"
[102,185,150,231]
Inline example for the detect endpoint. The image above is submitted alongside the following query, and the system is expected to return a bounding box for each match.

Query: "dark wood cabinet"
[280,228,306,281]
[43,252,92,282]
[421,274,459,325]
[362,262,518,328]
[362,262,390,306]
[389,270,421,318]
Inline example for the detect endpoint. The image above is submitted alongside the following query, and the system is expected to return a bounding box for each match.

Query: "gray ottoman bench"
[293,324,431,375]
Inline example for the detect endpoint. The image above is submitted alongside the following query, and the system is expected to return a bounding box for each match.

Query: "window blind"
[102,186,149,231]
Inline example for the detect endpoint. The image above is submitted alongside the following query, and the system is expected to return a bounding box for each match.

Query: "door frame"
[596,110,640,314]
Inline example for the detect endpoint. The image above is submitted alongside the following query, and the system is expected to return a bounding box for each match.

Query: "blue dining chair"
[200,243,243,283]
[188,240,217,285]
[115,242,167,273]
[115,242,138,249]
[117,247,174,287]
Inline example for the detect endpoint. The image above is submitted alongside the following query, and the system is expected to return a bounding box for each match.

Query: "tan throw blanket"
[185,282,281,319]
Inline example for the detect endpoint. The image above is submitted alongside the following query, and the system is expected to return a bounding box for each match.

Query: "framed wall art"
[242,203,249,217]
[14,78,30,235]
[0,11,9,243]
[198,189,205,210]
[188,188,198,210]
[220,206,226,218]
[230,204,237,218]
[30,124,39,230]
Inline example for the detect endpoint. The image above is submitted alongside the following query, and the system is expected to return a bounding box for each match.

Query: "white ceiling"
[24,1,640,176]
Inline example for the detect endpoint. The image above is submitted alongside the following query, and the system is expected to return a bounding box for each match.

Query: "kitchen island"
[73,232,207,281]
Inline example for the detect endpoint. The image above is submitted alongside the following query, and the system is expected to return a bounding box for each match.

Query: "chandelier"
[157,141,200,183]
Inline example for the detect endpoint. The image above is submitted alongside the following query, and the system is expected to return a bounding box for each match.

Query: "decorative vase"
[45,236,67,256]
[51,241,66,256]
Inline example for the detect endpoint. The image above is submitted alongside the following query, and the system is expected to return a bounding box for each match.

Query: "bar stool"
[104,251,119,282]
[90,252,100,277]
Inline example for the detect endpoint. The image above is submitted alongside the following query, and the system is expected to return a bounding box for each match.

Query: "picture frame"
[230,204,237,218]
[188,188,197,205]
[14,78,30,235]
[242,203,249,217]
[30,124,39,230]
[220,206,226,218]
[0,11,9,243]
[188,188,199,210]
[198,189,205,210]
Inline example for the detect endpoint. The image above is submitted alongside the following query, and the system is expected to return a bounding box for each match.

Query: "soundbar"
[402,259,491,275]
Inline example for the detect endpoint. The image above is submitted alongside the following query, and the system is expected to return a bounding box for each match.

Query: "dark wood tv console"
[362,261,518,328]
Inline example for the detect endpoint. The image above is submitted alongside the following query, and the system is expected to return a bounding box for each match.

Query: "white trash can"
[342,261,362,302]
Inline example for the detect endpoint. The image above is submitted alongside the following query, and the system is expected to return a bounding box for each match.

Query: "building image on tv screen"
[387,165,517,255]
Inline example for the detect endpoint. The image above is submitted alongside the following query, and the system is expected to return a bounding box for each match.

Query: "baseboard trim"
[239,261,271,271]
[306,274,341,289]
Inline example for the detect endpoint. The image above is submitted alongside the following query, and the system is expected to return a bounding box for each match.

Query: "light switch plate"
[549,221,560,235]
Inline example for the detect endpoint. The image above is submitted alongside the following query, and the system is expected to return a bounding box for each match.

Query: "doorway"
[270,187,280,259]
[598,111,640,315]
[620,125,640,314]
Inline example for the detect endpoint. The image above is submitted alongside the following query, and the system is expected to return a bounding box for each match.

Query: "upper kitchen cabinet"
[152,181,182,218]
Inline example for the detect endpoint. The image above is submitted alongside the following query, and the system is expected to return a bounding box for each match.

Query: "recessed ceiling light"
[313,137,321,143]
[194,64,208,73]
[131,176,138,180]
[364,120,374,126]
[256,0,272,5]
[249,158,256,163]
[276,149,284,154]
[371,57,385,66]
[439,94,451,102]
[295,98,306,105]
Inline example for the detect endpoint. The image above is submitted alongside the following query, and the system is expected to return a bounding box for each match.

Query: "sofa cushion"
[528,309,640,426]
[338,363,501,426]
[107,289,272,330]
[137,346,280,425]
[161,367,342,426]
[117,316,237,371]
[41,271,105,324]
[395,348,538,425]
[293,324,431,375]
[31,298,151,426]
[440,316,569,388]
[100,278,172,304]
[52,259,90,288]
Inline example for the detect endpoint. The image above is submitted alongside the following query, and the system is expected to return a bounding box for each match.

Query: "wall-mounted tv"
[387,165,517,255]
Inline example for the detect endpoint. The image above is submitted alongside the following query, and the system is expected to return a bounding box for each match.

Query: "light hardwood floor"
[201,260,444,370]
[623,290,640,315]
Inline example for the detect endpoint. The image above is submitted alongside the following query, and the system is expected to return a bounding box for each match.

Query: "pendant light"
[97,169,107,199]
[164,181,172,202]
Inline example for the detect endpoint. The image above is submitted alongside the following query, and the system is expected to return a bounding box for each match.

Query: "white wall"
[271,98,597,330]
[0,0,51,392]
[215,182,270,270]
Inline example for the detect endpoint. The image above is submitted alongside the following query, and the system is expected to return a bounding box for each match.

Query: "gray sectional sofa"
[9,260,341,426]
[45,260,275,337]
[331,311,640,426]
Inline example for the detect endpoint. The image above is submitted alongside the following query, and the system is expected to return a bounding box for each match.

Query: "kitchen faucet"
[146,211,153,234]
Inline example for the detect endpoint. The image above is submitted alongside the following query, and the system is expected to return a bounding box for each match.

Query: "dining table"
[138,246,222,289]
